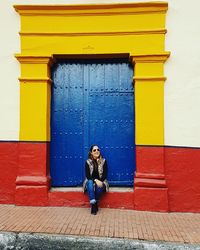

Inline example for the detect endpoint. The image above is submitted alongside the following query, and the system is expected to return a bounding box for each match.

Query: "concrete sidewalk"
[0,205,200,249]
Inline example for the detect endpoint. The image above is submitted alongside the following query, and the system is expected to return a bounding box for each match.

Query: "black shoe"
[91,204,97,215]
[95,202,98,212]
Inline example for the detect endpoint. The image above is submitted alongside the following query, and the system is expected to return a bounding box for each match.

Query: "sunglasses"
[92,148,100,152]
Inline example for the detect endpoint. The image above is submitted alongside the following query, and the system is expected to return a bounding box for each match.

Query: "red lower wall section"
[165,147,200,212]
[15,142,50,206]
[0,142,18,204]
[0,141,200,212]
[135,146,168,212]
[49,191,134,209]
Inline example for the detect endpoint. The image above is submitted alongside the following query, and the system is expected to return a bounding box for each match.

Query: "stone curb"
[0,232,200,250]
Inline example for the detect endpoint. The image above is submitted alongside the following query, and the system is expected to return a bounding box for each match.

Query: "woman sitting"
[83,145,109,215]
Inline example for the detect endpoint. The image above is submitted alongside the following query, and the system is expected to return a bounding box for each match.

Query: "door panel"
[50,62,84,186]
[50,59,135,187]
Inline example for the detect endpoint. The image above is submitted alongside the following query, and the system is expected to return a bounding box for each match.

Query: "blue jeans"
[86,180,105,204]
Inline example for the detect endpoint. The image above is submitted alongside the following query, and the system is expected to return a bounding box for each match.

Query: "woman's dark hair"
[88,145,102,159]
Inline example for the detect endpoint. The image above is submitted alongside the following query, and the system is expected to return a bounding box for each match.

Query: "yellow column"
[130,53,170,212]
[130,53,169,146]
[15,55,54,141]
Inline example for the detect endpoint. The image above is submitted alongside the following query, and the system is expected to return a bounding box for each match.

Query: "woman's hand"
[94,179,103,188]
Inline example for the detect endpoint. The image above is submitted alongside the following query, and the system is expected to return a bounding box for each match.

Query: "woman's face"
[91,146,100,159]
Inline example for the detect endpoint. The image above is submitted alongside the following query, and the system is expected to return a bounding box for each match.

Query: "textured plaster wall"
[0,0,200,147]
[165,0,200,147]
[0,1,20,140]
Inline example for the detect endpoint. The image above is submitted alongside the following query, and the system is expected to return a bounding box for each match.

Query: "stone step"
[48,187,134,209]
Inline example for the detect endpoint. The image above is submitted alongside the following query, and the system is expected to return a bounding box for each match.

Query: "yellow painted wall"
[20,82,51,141]
[15,3,169,144]
[20,34,165,55]
[135,63,164,76]
[21,64,49,78]
[20,13,166,33]
[135,81,164,145]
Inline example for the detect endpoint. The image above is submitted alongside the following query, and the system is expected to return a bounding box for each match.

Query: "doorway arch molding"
[14,2,170,211]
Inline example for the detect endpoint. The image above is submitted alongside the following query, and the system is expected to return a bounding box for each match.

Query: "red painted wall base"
[15,186,49,206]
[134,187,168,212]
[49,191,88,207]
[101,191,134,209]
[165,147,200,212]
[0,142,200,212]
[0,142,18,204]
[48,190,134,209]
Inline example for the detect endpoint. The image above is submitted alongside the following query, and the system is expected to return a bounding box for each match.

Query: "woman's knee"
[87,180,93,188]
[95,184,106,194]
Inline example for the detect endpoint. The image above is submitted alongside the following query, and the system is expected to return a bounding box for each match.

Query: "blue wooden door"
[50,59,135,187]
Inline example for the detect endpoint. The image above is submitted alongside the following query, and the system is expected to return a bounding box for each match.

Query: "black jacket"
[85,159,107,182]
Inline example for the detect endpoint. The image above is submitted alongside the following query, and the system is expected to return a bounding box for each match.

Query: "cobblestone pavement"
[0,205,199,244]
